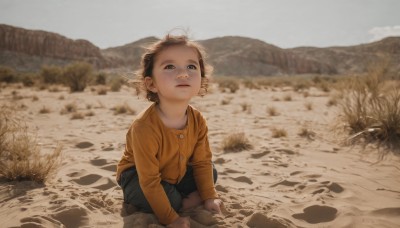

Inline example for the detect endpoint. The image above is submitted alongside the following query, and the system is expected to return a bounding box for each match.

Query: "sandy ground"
[0,83,399,228]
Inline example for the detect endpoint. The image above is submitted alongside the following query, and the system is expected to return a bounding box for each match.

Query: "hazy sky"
[1,0,399,49]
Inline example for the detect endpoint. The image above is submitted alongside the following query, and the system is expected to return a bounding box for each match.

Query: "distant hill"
[0,24,399,76]
[289,37,400,75]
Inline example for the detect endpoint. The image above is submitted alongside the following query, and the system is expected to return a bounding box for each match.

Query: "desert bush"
[304,102,313,110]
[97,86,108,95]
[0,66,17,83]
[216,78,240,93]
[19,73,37,87]
[110,78,123,92]
[40,65,63,84]
[298,127,316,140]
[71,112,85,120]
[112,103,136,115]
[240,102,252,112]
[39,106,51,114]
[283,94,292,101]
[63,62,93,92]
[222,132,253,152]
[242,79,261,90]
[339,65,400,154]
[60,102,77,114]
[267,106,279,116]
[94,72,107,85]
[0,106,62,182]
[271,128,287,138]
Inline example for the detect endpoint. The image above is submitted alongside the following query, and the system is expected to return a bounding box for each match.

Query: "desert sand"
[1,82,399,228]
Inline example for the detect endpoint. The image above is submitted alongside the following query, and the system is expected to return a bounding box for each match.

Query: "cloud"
[368,25,400,41]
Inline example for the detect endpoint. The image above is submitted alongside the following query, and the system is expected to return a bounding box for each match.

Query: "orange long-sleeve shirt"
[116,103,218,225]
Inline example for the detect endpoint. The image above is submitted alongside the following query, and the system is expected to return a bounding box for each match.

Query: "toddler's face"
[149,45,202,102]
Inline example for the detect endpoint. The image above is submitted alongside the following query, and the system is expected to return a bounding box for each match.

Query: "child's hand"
[167,216,190,228]
[204,198,222,214]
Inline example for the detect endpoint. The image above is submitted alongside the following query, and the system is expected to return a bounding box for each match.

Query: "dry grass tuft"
[97,86,108,95]
[222,132,253,152]
[283,94,292,101]
[71,112,85,120]
[112,103,136,115]
[240,102,252,113]
[39,106,51,114]
[339,64,400,155]
[271,128,287,138]
[60,102,77,114]
[216,78,240,93]
[298,127,316,140]
[267,106,279,116]
[304,102,313,110]
[0,106,62,183]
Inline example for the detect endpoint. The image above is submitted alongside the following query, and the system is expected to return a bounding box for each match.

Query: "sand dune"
[0,83,399,227]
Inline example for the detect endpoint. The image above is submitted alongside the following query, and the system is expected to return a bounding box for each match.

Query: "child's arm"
[190,115,219,201]
[129,122,180,225]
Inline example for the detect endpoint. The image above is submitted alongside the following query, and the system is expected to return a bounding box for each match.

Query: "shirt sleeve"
[190,114,219,200]
[129,122,179,225]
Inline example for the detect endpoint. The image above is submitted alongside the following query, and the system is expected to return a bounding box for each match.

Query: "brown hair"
[136,34,211,102]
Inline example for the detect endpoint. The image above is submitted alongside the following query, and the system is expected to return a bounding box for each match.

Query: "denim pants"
[118,165,218,213]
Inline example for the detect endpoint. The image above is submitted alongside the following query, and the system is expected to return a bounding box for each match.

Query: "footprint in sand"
[75,141,94,149]
[246,212,290,228]
[51,205,90,228]
[232,176,253,184]
[90,158,117,172]
[292,205,337,224]
[20,215,64,227]
[71,174,117,190]
[270,180,300,188]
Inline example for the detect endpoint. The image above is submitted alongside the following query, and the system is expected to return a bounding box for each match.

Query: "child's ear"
[144,77,158,93]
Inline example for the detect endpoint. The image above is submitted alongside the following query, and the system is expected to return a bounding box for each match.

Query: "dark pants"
[118,165,218,213]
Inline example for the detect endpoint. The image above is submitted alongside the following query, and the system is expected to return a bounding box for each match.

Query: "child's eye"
[187,65,197,70]
[164,65,175,70]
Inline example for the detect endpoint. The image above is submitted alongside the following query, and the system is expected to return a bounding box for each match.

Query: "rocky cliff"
[0,24,106,71]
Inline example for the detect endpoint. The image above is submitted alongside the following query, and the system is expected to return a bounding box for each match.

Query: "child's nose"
[176,68,189,79]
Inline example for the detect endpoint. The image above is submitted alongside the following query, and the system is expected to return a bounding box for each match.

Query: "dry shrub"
[40,65,63,84]
[304,102,313,110]
[97,86,108,95]
[267,106,279,116]
[63,62,92,92]
[222,132,253,152]
[0,106,62,182]
[283,94,292,101]
[242,79,261,90]
[60,102,77,114]
[327,97,338,107]
[298,127,316,140]
[271,128,287,138]
[110,78,123,92]
[240,102,252,113]
[39,106,51,114]
[112,103,136,115]
[71,112,85,120]
[85,111,95,117]
[216,77,240,93]
[339,64,400,155]
[32,95,39,101]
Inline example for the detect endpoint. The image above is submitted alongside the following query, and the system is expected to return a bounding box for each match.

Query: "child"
[116,34,222,227]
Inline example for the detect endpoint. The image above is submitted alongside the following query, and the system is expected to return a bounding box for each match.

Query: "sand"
[0,83,399,228]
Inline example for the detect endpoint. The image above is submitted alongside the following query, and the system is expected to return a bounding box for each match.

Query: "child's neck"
[156,101,188,130]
